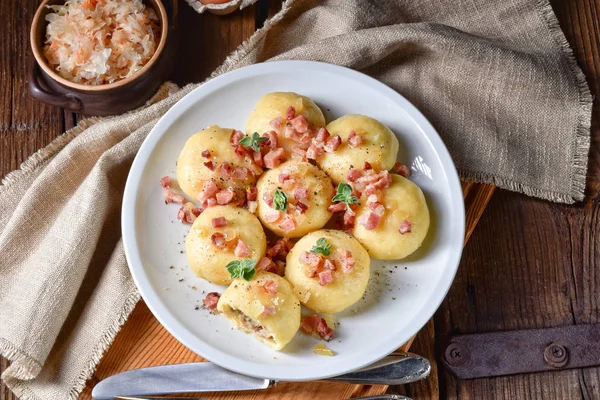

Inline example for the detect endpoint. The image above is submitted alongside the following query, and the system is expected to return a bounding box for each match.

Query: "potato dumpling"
[256,160,334,238]
[318,114,399,184]
[353,174,429,259]
[285,230,370,314]
[177,125,258,201]
[217,272,301,350]
[186,205,266,285]
[246,92,326,153]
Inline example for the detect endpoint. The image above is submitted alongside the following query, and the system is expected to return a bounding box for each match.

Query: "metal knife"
[92,353,430,400]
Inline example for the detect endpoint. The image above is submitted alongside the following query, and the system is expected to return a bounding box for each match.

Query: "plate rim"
[121,60,465,381]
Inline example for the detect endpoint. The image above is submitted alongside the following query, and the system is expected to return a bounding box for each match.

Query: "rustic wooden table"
[1,0,598,399]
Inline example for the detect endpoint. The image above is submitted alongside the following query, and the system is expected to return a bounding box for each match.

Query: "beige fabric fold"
[0,0,591,398]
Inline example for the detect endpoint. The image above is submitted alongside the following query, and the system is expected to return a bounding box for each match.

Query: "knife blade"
[92,353,430,400]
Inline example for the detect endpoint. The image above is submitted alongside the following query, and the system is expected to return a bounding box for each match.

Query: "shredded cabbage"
[43,0,160,85]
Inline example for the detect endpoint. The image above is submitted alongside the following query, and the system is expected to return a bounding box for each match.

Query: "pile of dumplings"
[161,92,430,351]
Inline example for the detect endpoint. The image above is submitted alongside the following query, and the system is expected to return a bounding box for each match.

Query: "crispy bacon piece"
[234,145,246,158]
[279,216,296,232]
[216,188,236,205]
[201,150,211,158]
[295,202,308,214]
[234,239,251,257]
[337,249,355,273]
[369,202,385,217]
[266,238,293,261]
[323,135,342,153]
[274,260,286,275]
[232,167,249,180]
[257,256,276,272]
[203,160,216,171]
[318,270,334,286]
[300,315,334,341]
[211,232,227,250]
[290,115,309,133]
[264,130,279,149]
[282,178,296,191]
[264,210,282,223]
[211,216,227,228]
[246,158,263,176]
[230,130,244,146]
[164,189,186,204]
[306,144,323,160]
[218,161,232,178]
[357,212,381,230]
[373,170,392,189]
[200,197,217,209]
[328,202,347,213]
[343,210,355,227]
[203,292,220,311]
[392,162,410,177]
[291,147,307,161]
[346,168,362,182]
[300,251,323,278]
[263,279,279,295]
[263,192,274,207]
[177,202,201,224]
[260,305,276,317]
[347,131,363,148]
[247,186,258,201]
[264,147,286,169]
[252,149,264,168]
[279,172,292,183]
[160,176,172,188]
[315,127,330,143]
[286,106,296,119]
[364,161,372,170]
[293,187,308,200]
[323,259,336,271]
[270,117,284,131]
[399,220,412,234]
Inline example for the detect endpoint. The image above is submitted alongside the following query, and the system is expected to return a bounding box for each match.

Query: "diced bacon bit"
[274,260,286,275]
[346,168,363,182]
[203,292,221,311]
[291,147,307,161]
[328,202,347,213]
[263,147,286,169]
[203,160,216,171]
[323,259,336,271]
[279,172,292,183]
[216,188,236,205]
[232,167,249,180]
[318,270,334,286]
[201,150,211,158]
[367,193,379,204]
[211,216,227,228]
[266,238,293,261]
[343,210,355,227]
[315,127,330,143]
[177,202,200,224]
[290,115,309,133]
[306,144,323,160]
[293,187,308,200]
[282,178,296,191]
[279,216,296,233]
[262,279,279,295]
[252,149,264,167]
[200,197,217,209]
[247,201,258,213]
[399,220,412,234]
[164,189,186,204]
[246,158,263,176]
[270,116,284,131]
[347,130,363,148]
[323,135,342,153]
[358,212,381,230]
[392,162,411,177]
[337,249,355,273]
[234,239,251,257]
[211,232,227,250]
[263,192,274,207]
[260,305,276,317]
[295,202,308,214]
[300,315,335,341]
[264,210,282,223]
[198,180,220,203]
[369,202,385,217]
[373,170,392,189]
[218,162,232,178]
[230,130,244,146]
[247,186,258,201]
[257,256,275,272]
[286,106,296,119]
[160,176,172,188]
[300,251,322,267]
[264,130,279,149]
[364,161,372,170]
[234,145,246,158]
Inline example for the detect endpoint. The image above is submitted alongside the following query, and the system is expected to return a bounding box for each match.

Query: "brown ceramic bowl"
[30,0,178,116]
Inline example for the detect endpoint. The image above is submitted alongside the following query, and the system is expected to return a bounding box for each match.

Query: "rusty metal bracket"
[443,324,600,379]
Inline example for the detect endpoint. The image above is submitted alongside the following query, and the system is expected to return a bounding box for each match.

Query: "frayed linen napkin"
[0,0,591,399]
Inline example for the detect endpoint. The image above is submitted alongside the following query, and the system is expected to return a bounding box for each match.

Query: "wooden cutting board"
[79,182,495,399]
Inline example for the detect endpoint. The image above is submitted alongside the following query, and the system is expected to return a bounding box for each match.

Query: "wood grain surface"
[0,0,598,399]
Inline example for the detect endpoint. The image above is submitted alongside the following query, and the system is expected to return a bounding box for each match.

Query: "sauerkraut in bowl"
[42,0,162,86]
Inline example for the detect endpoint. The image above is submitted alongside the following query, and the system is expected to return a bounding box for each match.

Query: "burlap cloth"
[0,0,592,398]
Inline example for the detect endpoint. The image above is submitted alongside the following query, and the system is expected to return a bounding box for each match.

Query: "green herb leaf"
[226,259,256,281]
[310,237,332,256]
[239,132,268,152]
[332,182,360,205]
[273,189,288,212]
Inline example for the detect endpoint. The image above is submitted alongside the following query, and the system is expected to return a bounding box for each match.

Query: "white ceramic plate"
[122,60,465,381]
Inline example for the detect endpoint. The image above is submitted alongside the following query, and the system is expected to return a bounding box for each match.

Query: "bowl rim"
[30,0,169,92]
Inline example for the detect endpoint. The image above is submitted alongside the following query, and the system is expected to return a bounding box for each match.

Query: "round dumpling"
[186,205,266,285]
[353,174,429,259]
[317,114,399,184]
[256,160,334,238]
[217,272,301,350]
[177,125,259,202]
[285,230,370,314]
[246,92,326,153]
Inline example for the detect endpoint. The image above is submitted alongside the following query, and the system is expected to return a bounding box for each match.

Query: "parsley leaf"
[273,189,288,212]
[332,182,360,206]
[310,237,332,256]
[239,132,268,152]
[226,259,256,281]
